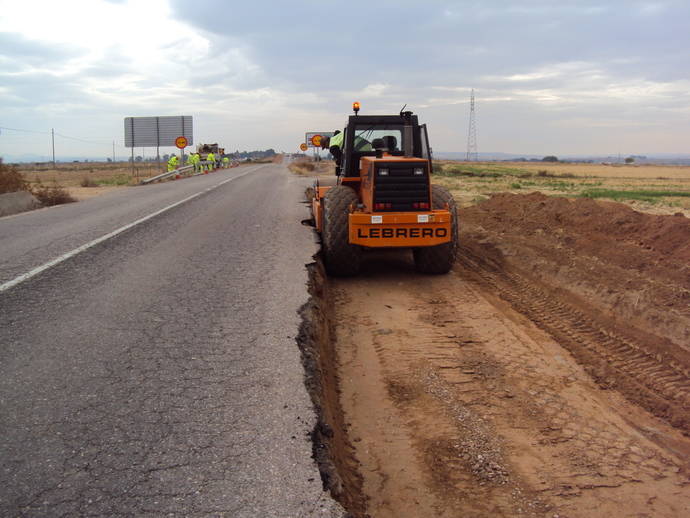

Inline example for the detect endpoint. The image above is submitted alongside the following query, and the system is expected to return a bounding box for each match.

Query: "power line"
[0,126,51,135]
[1,126,115,145]
[54,132,114,145]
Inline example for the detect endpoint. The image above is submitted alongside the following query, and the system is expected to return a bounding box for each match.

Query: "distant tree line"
[233,149,276,159]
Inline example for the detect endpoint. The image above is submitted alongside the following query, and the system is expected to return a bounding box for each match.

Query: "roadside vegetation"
[1,158,76,205]
[31,180,77,206]
[288,159,333,176]
[0,158,29,194]
[432,161,690,215]
[19,162,159,189]
[579,188,690,203]
[81,174,132,187]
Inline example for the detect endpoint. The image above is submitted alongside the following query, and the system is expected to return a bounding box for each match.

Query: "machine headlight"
[414,167,424,175]
[379,168,389,176]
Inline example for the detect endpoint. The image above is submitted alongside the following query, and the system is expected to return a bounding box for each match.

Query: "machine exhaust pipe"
[401,110,413,157]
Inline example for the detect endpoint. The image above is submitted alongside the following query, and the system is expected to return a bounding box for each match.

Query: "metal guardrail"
[140,161,224,185]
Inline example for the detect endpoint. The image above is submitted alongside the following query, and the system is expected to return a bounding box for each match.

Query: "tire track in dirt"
[457,242,690,432]
[328,262,690,517]
[301,194,690,517]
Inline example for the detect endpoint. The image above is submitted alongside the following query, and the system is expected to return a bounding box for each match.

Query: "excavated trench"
[297,258,366,518]
[297,193,690,518]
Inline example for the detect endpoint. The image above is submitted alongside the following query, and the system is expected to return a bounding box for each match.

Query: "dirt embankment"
[462,192,689,343]
[460,193,690,430]
[302,193,690,518]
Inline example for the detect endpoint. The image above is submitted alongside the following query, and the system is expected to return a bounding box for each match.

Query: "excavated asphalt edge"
[296,256,367,518]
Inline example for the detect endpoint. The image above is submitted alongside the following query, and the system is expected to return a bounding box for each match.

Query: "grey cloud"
[170,0,690,95]
[3,1,688,157]
[0,32,83,66]
[0,72,87,106]
[80,47,136,79]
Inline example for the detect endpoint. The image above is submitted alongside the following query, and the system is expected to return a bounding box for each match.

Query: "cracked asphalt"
[0,164,345,517]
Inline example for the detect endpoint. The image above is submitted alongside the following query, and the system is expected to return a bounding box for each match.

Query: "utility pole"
[51,128,56,167]
[466,89,478,161]
[112,140,115,162]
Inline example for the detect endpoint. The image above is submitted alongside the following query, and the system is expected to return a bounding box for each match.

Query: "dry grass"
[433,161,690,216]
[17,161,162,188]
[12,161,168,201]
[31,181,76,206]
[478,161,690,179]
[288,159,334,176]
[0,159,30,194]
[289,161,316,174]
[1,158,76,206]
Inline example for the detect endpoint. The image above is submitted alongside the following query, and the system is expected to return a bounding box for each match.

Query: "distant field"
[456,161,690,179]
[15,158,690,215]
[434,161,690,215]
[17,162,161,186]
[15,161,176,200]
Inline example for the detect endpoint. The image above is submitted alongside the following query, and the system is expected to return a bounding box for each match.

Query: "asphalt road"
[0,164,344,517]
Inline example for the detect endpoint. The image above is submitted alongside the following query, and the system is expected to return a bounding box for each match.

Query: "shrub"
[0,158,30,194]
[32,181,76,206]
[81,177,98,187]
[288,161,318,175]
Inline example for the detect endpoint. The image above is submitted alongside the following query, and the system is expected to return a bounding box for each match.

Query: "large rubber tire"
[322,186,362,276]
[413,184,459,274]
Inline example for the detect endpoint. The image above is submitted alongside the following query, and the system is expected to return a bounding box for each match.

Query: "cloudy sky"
[1,0,688,160]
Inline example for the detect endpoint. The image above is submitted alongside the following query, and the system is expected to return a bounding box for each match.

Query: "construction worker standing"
[167,154,179,172]
[188,152,197,173]
[206,152,215,171]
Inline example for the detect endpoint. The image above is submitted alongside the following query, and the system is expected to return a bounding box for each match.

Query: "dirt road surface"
[304,192,690,517]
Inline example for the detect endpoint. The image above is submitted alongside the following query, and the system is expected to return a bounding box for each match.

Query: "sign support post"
[175,136,188,170]
[124,115,194,175]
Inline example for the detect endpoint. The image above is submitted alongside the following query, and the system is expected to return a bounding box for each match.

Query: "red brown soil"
[459,193,690,430]
[308,193,690,518]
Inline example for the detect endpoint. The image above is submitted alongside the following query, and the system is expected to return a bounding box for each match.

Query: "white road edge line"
[0,166,262,293]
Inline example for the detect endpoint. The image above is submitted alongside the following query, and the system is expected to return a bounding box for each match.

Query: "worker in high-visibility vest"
[222,156,230,168]
[167,155,179,172]
[206,152,215,171]
[188,153,199,173]
[321,130,371,156]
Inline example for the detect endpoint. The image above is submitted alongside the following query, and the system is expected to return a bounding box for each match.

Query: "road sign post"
[305,131,335,162]
[305,131,335,149]
[176,136,188,164]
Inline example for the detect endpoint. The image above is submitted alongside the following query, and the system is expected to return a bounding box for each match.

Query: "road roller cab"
[311,104,458,276]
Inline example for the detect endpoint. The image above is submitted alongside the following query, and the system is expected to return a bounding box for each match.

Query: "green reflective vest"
[330,132,344,148]
[329,131,371,152]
